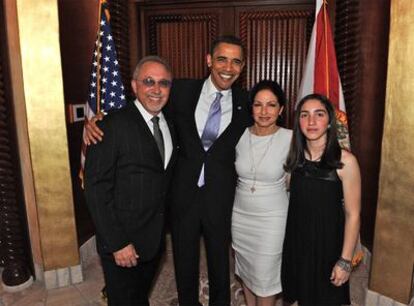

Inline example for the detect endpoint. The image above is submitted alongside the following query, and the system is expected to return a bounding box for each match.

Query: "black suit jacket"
[84,101,176,261]
[166,79,251,224]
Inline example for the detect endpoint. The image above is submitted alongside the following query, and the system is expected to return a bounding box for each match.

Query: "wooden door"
[236,5,313,125]
[134,0,314,126]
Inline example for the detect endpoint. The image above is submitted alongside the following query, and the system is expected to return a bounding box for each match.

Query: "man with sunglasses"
[84,56,177,306]
[85,36,250,305]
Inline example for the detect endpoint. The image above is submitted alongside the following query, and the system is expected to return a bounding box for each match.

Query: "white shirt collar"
[133,99,166,123]
[203,75,231,100]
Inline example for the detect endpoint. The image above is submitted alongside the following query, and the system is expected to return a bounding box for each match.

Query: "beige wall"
[369,0,414,303]
[4,0,79,276]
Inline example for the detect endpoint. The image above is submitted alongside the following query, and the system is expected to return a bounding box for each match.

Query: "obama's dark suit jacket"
[166,78,251,305]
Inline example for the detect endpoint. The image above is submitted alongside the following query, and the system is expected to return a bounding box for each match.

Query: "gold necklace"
[248,128,276,193]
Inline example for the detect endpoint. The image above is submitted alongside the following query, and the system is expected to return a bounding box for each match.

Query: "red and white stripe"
[296,0,346,115]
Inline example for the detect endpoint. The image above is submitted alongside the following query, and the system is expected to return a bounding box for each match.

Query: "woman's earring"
[328,124,331,129]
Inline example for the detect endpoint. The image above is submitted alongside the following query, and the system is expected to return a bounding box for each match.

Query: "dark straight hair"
[284,93,343,172]
[249,80,286,125]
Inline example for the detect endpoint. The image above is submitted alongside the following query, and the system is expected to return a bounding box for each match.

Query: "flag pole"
[78,0,104,185]
[95,0,105,113]
[323,0,330,99]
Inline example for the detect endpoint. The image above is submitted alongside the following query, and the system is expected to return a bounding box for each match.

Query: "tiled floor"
[0,256,106,306]
[0,244,369,306]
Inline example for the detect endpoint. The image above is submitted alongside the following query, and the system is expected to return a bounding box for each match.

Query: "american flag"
[79,0,126,182]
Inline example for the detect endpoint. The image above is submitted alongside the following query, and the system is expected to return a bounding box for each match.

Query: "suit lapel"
[228,86,246,130]
[188,81,205,150]
[166,118,177,170]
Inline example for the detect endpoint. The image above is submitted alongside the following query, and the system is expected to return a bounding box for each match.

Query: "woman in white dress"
[232,80,292,306]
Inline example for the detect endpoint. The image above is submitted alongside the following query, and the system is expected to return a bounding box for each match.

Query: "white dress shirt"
[134,99,173,169]
[195,76,233,138]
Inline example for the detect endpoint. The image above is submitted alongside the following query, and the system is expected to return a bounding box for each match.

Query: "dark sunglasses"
[137,77,172,88]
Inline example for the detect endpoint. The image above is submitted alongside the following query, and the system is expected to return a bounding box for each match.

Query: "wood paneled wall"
[0,1,33,274]
[335,0,360,143]
[109,0,132,98]
[344,0,389,250]
[148,13,218,78]
[239,8,313,126]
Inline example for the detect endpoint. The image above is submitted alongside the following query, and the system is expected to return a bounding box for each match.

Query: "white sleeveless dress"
[232,127,292,297]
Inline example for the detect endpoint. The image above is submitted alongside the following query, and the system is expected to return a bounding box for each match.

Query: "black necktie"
[151,116,165,165]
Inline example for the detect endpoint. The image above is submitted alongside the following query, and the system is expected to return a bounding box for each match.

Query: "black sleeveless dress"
[281,160,350,305]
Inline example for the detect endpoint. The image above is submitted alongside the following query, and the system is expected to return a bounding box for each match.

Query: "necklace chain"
[248,128,276,193]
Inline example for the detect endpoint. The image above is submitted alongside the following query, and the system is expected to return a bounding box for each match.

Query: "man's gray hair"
[132,55,172,80]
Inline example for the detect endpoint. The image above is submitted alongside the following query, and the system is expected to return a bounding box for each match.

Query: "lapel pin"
[237,106,242,111]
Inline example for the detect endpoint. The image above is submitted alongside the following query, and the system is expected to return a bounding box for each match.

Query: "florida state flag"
[296,0,350,149]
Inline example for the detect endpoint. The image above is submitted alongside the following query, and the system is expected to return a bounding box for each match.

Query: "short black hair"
[210,35,246,60]
[249,80,286,108]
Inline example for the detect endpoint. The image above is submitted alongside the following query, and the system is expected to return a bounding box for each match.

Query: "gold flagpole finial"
[101,0,111,22]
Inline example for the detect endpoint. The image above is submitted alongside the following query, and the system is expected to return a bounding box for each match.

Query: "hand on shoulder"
[84,112,105,145]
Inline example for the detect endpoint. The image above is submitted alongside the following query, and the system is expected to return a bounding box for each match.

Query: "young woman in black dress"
[281,94,361,306]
